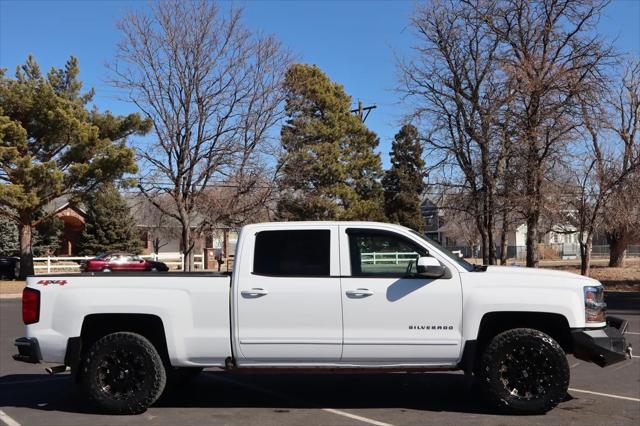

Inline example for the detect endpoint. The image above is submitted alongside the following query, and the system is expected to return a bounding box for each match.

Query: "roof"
[242,221,415,230]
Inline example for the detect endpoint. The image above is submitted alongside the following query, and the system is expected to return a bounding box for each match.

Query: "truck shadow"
[0,371,512,415]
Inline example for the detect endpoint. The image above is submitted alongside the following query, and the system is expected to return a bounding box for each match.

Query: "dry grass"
[548,257,640,291]
[0,280,25,295]
[463,256,639,291]
[514,258,638,291]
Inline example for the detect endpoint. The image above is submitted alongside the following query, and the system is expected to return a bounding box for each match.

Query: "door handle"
[346,288,374,297]
[241,288,268,297]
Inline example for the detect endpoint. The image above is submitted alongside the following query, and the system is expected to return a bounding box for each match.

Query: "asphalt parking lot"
[1,293,638,426]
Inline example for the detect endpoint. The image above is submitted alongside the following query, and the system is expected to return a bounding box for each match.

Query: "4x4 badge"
[36,280,68,286]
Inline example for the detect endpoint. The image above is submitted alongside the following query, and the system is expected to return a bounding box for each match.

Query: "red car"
[81,253,169,272]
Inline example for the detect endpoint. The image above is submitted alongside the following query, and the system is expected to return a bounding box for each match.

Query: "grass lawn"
[546,257,640,291]
[445,256,639,291]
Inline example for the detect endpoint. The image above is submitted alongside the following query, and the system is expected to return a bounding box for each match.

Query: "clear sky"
[1,0,639,166]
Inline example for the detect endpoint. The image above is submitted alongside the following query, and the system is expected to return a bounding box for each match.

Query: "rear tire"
[81,332,166,414]
[478,328,569,414]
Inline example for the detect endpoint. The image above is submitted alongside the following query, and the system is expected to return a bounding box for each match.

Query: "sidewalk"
[0,280,24,298]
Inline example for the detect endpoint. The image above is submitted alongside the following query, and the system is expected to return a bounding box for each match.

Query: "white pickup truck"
[14,221,630,415]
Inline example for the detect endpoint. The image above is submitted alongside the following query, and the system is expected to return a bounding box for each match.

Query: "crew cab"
[13,222,630,415]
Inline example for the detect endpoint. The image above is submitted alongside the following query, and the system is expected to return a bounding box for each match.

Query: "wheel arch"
[459,311,573,374]
[71,313,170,379]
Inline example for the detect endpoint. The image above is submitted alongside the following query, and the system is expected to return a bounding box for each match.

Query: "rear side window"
[253,230,330,276]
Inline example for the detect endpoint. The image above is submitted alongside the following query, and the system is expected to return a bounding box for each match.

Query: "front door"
[339,227,463,365]
[235,226,343,364]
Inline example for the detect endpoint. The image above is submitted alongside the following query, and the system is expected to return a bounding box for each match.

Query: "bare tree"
[603,59,640,266]
[110,1,290,269]
[568,60,640,275]
[480,0,612,267]
[399,0,514,265]
[128,194,178,255]
[196,176,276,230]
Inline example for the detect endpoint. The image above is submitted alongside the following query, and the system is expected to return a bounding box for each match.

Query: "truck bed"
[25,273,233,366]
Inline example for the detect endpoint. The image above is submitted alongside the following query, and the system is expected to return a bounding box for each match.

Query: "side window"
[253,230,331,276]
[348,230,426,277]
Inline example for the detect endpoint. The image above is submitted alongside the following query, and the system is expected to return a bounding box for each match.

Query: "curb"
[0,294,22,299]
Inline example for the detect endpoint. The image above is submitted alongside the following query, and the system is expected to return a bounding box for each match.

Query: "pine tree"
[32,216,63,256]
[0,56,151,276]
[0,216,18,256]
[1,211,62,256]
[382,124,426,231]
[277,64,385,221]
[77,186,142,255]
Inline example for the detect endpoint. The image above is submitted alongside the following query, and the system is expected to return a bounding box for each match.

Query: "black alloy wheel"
[478,328,570,414]
[96,348,148,400]
[82,332,166,414]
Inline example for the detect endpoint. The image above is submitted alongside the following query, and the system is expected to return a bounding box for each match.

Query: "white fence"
[360,252,419,264]
[33,253,205,274]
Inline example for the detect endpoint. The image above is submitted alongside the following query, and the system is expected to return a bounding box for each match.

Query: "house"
[49,202,86,257]
[47,193,253,270]
[419,197,582,259]
[129,194,241,270]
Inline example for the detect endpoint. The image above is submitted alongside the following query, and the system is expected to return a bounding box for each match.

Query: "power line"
[350,99,377,123]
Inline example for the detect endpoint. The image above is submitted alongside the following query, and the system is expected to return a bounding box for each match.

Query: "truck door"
[339,227,463,365]
[235,225,342,363]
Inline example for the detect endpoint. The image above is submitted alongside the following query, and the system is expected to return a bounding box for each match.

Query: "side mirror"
[417,256,446,279]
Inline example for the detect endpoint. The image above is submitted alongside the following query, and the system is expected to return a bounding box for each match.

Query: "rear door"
[128,255,147,271]
[108,254,127,271]
[235,225,342,364]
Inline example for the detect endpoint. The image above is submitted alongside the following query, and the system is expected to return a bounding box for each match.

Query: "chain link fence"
[445,244,639,260]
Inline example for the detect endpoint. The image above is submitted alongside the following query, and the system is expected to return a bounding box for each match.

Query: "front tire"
[81,332,167,414]
[478,328,569,414]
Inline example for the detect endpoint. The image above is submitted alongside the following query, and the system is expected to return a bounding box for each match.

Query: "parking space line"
[0,410,21,426]
[569,388,640,402]
[204,374,394,426]
[625,332,640,335]
[323,408,392,426]
[570,362,581,369]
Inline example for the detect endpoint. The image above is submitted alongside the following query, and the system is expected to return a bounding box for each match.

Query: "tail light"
[22,288,40,325]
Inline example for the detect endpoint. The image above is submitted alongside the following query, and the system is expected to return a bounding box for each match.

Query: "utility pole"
[351,99,376,123]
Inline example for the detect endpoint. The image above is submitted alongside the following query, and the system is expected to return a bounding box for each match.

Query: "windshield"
[408,229,478,272]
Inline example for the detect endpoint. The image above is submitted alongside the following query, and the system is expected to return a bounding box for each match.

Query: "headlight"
[584,285,605,323]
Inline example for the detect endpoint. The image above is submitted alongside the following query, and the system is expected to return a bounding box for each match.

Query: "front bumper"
[13,337,42,364]
[572,316,631,367]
